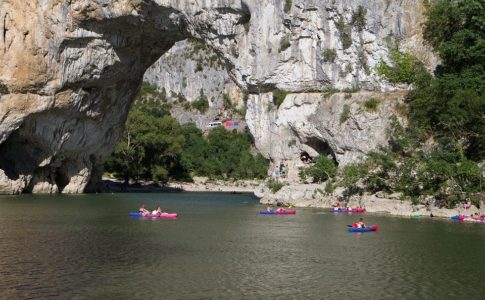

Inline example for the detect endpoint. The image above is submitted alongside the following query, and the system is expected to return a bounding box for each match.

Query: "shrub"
[284,0,292,13]
[268,180,285,193]
[279,34,292,52]
[322,87,339,98]
[340,104,351,124]
[363,98,380,111]
[376,49,428,84]
[177,93,187,103]
[341,33,353,49]
[322,48,337,63]
[324,181,336,194]
[223,93,233,110]
[351,5,367,31]
[191,89,209,113]
[342,87,360,93]
[305,155,337,183]
[272,89,289,107]
[195,61,203,72]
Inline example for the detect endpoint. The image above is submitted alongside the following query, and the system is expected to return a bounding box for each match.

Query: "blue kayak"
[260,210,296,215]
[348,225,378,232]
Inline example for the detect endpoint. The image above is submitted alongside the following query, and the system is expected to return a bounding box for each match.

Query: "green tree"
[305,155,337,182]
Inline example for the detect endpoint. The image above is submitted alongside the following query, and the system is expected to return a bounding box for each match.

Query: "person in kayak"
[266,205,273,212]
[354,218,366,228]
[152,206,163,215]
[333,201,341,211]
[276,206,286,213]
[139,204,150,215]
[471,213,482,220]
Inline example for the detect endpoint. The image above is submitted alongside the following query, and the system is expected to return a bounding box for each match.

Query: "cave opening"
[305,137,337,165]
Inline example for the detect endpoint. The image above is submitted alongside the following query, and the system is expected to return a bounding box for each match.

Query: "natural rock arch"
[0,0,250,194]
[0,0,434,194]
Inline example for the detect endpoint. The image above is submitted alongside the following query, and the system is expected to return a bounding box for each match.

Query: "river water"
[0,193,483,299]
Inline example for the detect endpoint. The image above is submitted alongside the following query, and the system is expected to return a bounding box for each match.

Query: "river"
[0,193,483,299]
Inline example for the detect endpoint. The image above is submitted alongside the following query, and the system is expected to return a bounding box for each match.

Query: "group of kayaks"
[330,208,366,213]
[129,212,178,219]
[451,215,484,223]
[258,208,378,233]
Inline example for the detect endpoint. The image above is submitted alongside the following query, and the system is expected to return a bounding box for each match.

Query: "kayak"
[348,225,378,232]
[129,212,177,219]
[451,216,484,223]
[451,215,484,222]
[331,208,366,213]
[260,210,296,215]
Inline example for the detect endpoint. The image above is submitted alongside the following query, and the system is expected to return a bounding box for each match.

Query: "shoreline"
[102,177,262,194]
[102,177,483,220]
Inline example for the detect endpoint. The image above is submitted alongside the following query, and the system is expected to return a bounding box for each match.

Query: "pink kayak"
[331,208,366,213]
[129,212,177,219]
[260,210,296,215]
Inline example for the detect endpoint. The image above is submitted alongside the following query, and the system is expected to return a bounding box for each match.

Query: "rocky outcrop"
[143,39,243,128]
[0,0,249,194]
[0,0,435,194]
[246,91,407,171]
[144,0,436,173]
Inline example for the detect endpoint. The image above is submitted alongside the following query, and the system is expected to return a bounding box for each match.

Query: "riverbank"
[102,176,262,193]
[258,183,485,219]
[102,176,483,219]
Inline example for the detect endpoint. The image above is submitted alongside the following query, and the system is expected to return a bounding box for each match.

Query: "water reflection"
[0,193,484,299]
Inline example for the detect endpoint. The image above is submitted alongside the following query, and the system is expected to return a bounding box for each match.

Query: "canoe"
[348,225,378,232]
[260,210,296,215]
[451,215,484,222]
[129,212,177,219]
[331,208,366,213]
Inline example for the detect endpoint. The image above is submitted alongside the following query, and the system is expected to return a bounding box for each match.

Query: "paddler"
[353,218,366,228]
[139,204,150,215]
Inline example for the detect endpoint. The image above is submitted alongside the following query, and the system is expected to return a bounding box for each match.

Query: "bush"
[272,89,289,107]
[191,89,209,113]
[340,104,351,124]
[351,5,367,31]
[305,155,337,183]
[195,61,203,72]
[322,48,337,63]
[279,34,292,52]
[268,180,285,193]
[342,87,360,93]
[376,49,429,84]
[363,98,380,111]
[284,0,292,13]
[324,181,336,194]
[223,93,233,110]
[322,87,339,98]
[341,33,353,50]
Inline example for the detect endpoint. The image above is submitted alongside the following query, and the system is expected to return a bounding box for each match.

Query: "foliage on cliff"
[105,83,267,183]
[337,0,484,208]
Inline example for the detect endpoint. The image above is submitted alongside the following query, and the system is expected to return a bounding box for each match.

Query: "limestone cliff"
[0,0,434,194]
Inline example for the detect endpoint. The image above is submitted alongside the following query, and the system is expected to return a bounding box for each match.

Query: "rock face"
[0,0,249,194]
[246,91,407,171]
[0,0,435,194]
[143,39,243,129]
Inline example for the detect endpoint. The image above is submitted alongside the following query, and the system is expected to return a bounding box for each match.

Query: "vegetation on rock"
[322,48,337,63]
[318,0,484,208]
[105,83,267,183]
